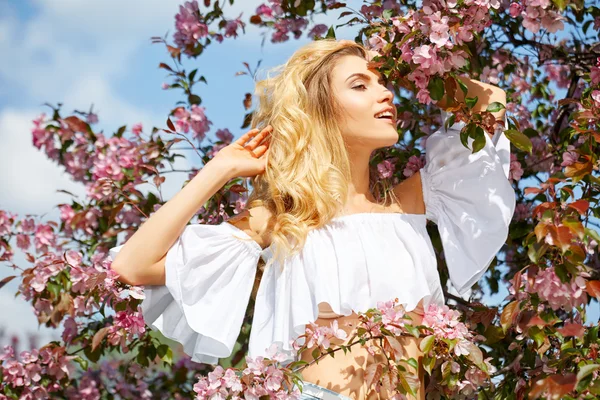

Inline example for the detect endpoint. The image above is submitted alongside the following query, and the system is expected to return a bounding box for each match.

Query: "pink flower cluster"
[31,113,159,205]
[193,358,301,400]
[377,159,395,179]
[378,299,408,335]
[366,0,494,105]
[422,303,471,341]
[254,1,332,43]
[297,320,348,350]
[403,155,426,177]
[531,267,588,311]
[509,153,524,183]
[107,310,146,350]
[173,105,212,142]
[173,1,247,54]
[0,344,76,398]
[508,0,565,34]
[453,359,497,395]
[174,1,208,54]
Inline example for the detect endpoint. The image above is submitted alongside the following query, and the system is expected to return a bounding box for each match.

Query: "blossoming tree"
[1,0,600,398]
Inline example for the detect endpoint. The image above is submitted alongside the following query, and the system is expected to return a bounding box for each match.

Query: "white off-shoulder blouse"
[109,110,516,365]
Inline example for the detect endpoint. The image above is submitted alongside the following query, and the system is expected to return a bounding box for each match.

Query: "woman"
[109,39,515,399]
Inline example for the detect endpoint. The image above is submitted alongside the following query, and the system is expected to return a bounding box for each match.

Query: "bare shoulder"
[391,170,425,215]
[226,205,275,249]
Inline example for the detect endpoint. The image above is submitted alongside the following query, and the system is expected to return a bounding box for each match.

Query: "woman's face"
[331,55,398,151]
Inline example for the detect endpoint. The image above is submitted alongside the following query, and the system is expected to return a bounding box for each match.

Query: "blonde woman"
[109,39,515,399]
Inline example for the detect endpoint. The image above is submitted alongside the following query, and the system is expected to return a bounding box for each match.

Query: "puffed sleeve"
[108,221,262,365]
[419,110,516,296]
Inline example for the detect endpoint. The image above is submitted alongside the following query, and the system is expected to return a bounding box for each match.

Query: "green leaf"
[162,347,173,366]
[188,69,198,82]
[157,344,169,358]
[311,347,321,364]
[404,324,420,338]
[472,126,486,153]
[382,8,393,19]
[486,102,506,113]
[46,282,61,299]
[74,356,88,371]
[406,357,418,370]
[115,125,127,138]
[456,77,469,96]
[137,349,149,367]
[528,326,545,348]
[465,96,478,110]
[428,76,445,101]
[577,364,600,383]
[325,25,336,39]
[422,355,435,375]
[188,94,201,105]
[419,335,435,353]
[504,129,533,153]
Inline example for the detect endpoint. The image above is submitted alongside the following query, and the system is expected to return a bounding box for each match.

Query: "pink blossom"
[422,303,471,341]
[173,105,212,142]
[407,69,429,89]
[509,153,523,183]
[16,234,31,251]
[412,45,434,69]
[31,113,52,150]
[416,88,433,105]
[513,203,532,222]
[215,128,234,143]
[541,10,564,33]
[377,159,395,179]
[368,34,388,53]
[131,123,143,136]
[591,67,600,85]
[173,1,209,54]
[224,17,245,38]
[509,3,522,17]
[243,355,267,376]
[429,15,450,48]
[403,155,425,177]
[256,4,274,18]
[561,145,578,167]
[161,82,169,90]
[377,300,406,335]
[592,90,600,107]
[307,24,328,39]
[86,113,99,124]
[532,267,588,310]
[34,224,56,253]
[59,204,75,224]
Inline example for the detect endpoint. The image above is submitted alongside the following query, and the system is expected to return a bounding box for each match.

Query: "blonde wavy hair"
[246,38,400,267]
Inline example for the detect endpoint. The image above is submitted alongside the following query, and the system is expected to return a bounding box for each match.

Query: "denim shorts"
[296,381,352,400]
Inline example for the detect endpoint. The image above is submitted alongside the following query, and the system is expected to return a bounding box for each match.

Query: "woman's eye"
[352,84,367,90]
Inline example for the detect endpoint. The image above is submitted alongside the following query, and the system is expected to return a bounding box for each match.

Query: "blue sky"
[0,0,596,350]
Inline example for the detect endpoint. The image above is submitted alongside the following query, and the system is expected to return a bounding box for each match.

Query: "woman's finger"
[235,128,260,146]
[245,126,272,148]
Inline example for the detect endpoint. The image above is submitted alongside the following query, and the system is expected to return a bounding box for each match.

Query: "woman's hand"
[210,125,272,178]
[441,76,506,119]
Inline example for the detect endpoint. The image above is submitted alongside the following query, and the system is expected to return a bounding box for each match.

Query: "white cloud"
[0,109,87,215]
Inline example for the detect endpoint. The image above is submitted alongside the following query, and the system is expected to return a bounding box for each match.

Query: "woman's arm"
[455,76,506,119]
[110,160,236,286]
[438,76,506,138]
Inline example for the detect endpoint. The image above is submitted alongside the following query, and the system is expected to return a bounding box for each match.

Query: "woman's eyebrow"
[345,72,385,84]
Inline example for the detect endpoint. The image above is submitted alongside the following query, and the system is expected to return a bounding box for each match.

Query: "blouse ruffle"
[419,110,516,295]
[109,222,262,365]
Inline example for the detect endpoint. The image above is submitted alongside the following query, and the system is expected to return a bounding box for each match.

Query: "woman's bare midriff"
[298,306,426,400]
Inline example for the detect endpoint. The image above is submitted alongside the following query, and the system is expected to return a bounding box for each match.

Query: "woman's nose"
[379,85,394,103]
